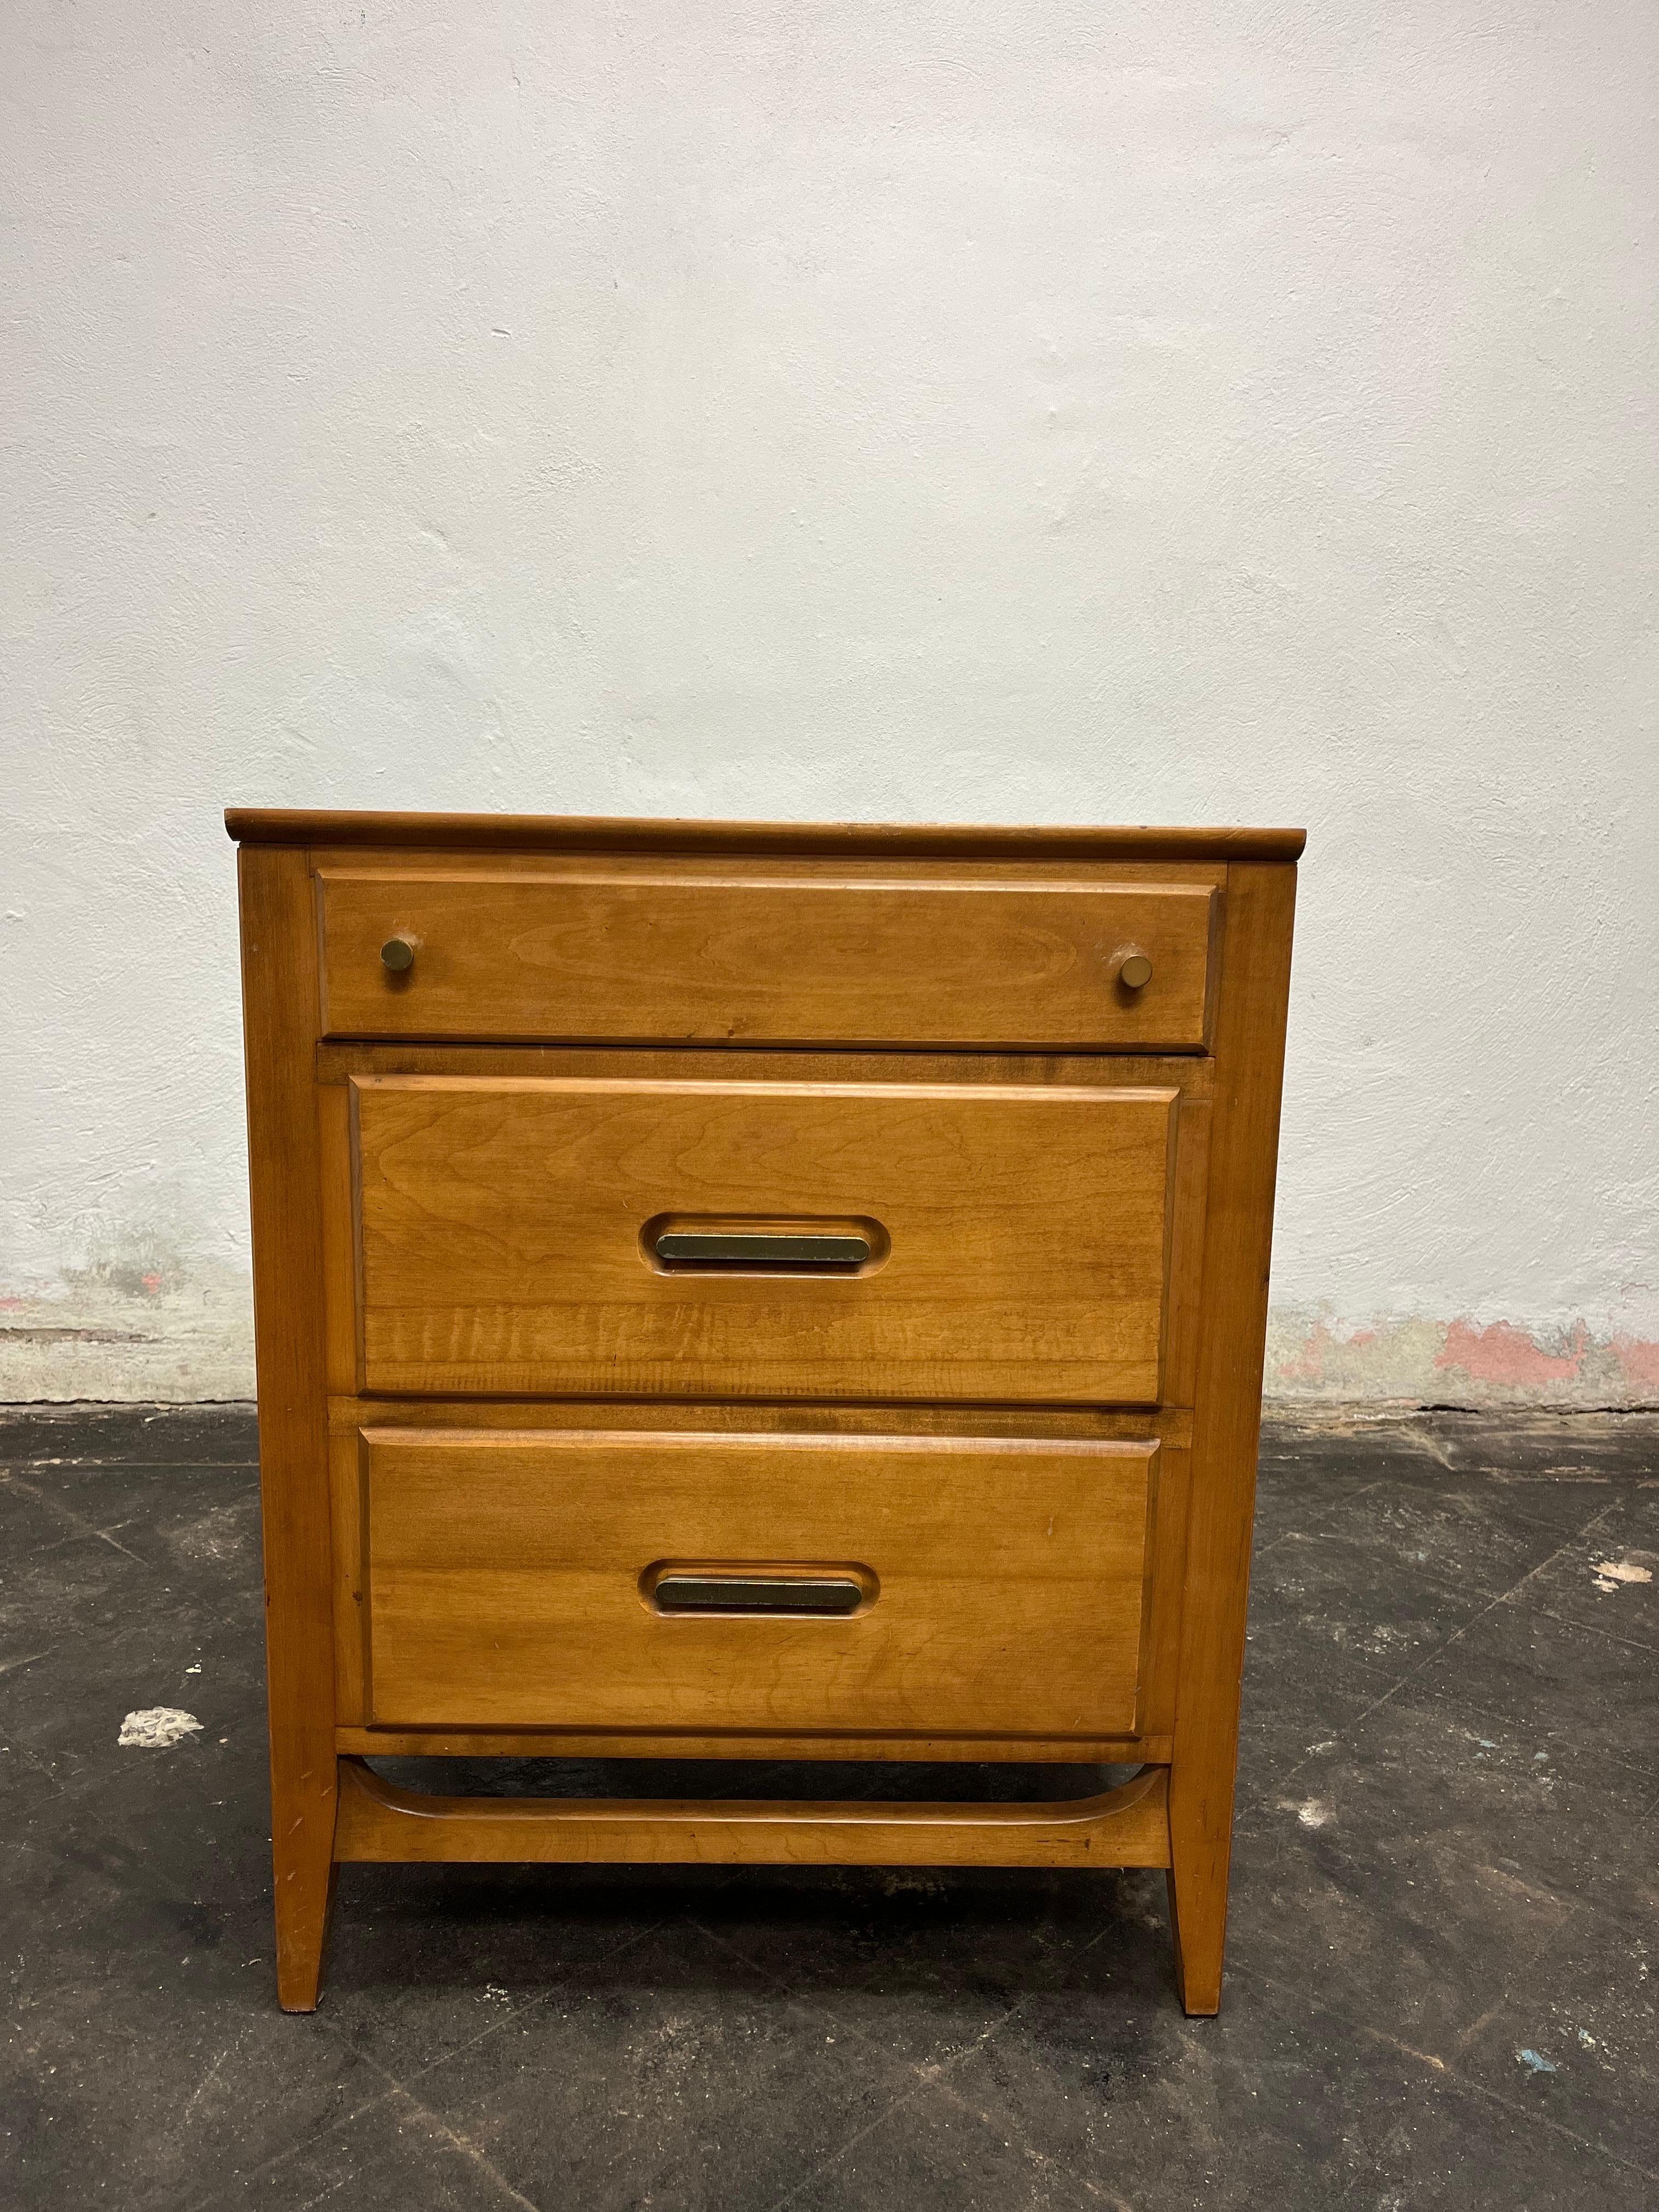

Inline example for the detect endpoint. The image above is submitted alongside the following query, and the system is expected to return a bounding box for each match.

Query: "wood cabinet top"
[224,808,1305,863]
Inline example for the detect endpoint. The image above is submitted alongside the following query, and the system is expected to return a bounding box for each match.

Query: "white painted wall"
[4,2,1656,1405]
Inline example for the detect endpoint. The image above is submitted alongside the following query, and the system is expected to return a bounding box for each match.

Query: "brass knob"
[380,938,415,973]
[1118,952,1153,990]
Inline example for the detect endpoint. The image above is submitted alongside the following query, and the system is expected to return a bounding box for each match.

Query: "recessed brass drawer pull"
[652,1573,866,1616]
[652,1229,872,1268]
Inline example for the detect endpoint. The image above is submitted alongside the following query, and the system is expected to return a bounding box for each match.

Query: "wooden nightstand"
[227,809,1300,2015]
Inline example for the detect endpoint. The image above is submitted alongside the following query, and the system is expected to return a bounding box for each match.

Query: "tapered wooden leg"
[1165,1761,1232,2016]
[239,846,342,2015]
[272,1757,340,2011]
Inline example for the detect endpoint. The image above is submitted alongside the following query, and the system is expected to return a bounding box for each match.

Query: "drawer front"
[360,1427,1155,1736]
[352,1075,1176,1403]
[319,869,1218,1049]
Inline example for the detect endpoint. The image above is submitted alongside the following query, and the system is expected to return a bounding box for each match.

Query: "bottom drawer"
[360,1427,1156,1739]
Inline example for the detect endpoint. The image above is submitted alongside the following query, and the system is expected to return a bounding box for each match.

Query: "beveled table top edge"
[224,808,1306,863]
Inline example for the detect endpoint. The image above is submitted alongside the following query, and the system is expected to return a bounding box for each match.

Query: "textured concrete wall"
[4,2,1656,1404]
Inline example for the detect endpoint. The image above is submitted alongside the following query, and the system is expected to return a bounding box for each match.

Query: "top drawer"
[317,866,1220,1049]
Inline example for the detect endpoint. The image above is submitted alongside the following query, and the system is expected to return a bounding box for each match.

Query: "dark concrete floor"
[2,1408,1656,2211]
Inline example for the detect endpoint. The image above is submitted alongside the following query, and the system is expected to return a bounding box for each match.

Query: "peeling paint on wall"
[1437,1318,1589,1388]
[1266,1310,1659,1410]
[0,1272,254,1402]
[1612,1337,1659,1394]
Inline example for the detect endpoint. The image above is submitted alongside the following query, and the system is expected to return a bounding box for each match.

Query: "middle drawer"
[357,1426,1157,1736]
[350,1073,1177,1403]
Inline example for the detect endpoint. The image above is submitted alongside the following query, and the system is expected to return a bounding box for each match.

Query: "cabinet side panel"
[1169,859,1297,2012]
[237,844,339,2006]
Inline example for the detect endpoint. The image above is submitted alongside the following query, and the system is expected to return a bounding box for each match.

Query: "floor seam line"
[380,2079,546,2210]
[758,1989,1039,2212]
[753,2075,945,2212]
[1255,1514,1597,1792]
[177,2076,403,2210]
[1230,1962,1659,2185]
[1509,1595,1659,1657]
[389,1916,675,2095]
[929,2076,1139,2212]
[1448,1900,1590,2059]
[1252,1478,1389,1554]
[4,1468,154,1565]
[683,1909,802,1997]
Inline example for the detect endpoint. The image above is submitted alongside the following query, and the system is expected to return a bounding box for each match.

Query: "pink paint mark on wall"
[140,1272,163,1296]
[1612,1335,1659,1392]
[1436,1318,1588,1386]
[1277,1320,1331,1385]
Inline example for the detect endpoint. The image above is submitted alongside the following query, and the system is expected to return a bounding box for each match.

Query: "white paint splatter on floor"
[1590,1558,1652,1594]
[1278,1797,1334,1829]
[117,1706,202,1748]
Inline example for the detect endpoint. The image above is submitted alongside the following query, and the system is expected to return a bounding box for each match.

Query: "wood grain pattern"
[235,847,338,2012]
[327,1395,1193,1444]
[352,1074,1177,1403]
[325,1417,1187,1745]
[318,869,1217,1049]
[316,1081,361,1398]
[328,1427,366,1725]
[227,806,1305,863]
[361,1427,1155,1738]
[313,851,1226,889]
[334,1726,1175,1763]
[1137,1441,1194,1740]
[325,1413,1186,1744]
[1160,1097,1211,1410]
[317,1040,1216,1098]
[333,1755,1172,1869]
[1167,860,1298,2015]
[318,1048,1211,1413]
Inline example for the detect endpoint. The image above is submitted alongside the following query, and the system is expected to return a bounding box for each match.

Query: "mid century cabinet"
[228,808,1300,2013]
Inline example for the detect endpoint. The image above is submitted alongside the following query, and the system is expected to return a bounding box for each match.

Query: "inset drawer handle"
[652,1574,866,1617]
[652,1230,871,1268]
